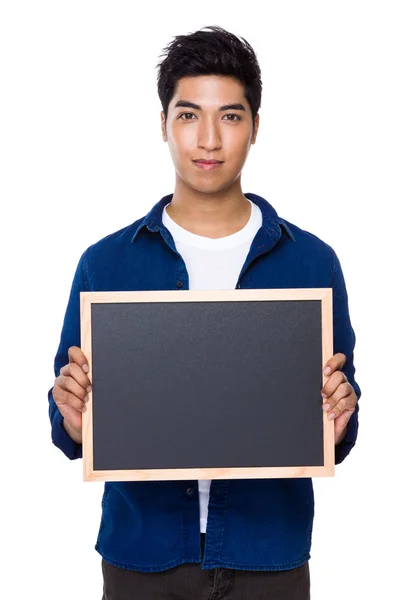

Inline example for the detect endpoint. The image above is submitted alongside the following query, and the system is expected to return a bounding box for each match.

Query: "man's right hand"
[52,346,91,444]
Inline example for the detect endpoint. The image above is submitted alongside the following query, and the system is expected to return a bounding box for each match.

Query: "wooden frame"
[81,288,334,482]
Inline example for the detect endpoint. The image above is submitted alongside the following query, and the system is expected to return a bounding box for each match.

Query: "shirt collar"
[131,192,295,244]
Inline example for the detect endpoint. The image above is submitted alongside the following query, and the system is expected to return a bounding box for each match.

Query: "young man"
[49,25,360,600]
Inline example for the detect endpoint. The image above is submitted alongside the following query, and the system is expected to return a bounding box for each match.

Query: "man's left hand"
[321,353,358,445]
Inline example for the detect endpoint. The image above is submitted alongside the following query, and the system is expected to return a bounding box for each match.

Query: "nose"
[197,116,222,152]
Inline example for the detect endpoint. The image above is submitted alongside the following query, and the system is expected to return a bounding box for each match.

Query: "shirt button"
[176,280,184,288]
[186,487,194,496]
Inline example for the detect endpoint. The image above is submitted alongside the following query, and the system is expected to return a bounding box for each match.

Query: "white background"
[1,1,416,598]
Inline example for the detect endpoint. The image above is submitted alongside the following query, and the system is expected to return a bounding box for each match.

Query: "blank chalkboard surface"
[80,289,334,482]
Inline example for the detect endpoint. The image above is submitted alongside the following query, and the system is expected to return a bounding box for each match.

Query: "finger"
[52,384,85,413]
[329,401,355,424]
[322,381,353,415]
[323,353,346,376]
[68,346,89,374]
[325,389,356,420]
[321,371,347,401]
[60,362,91,391]
[56,372,90,403]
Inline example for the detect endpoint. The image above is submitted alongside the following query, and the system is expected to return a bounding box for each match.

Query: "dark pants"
[101,533,310,600]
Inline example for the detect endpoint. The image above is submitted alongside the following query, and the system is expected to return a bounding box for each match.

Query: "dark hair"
[156,25,262,125]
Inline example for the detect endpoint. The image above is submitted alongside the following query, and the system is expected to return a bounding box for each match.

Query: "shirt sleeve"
[331,251,361,464]
[48,251,90,460]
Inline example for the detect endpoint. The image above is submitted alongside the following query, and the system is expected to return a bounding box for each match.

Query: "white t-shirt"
[162,197,263,533]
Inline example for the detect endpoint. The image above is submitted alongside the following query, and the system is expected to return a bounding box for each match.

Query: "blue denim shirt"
[48,192,360,572]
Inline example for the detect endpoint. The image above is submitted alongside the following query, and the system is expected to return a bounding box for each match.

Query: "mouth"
[193,159,224,171]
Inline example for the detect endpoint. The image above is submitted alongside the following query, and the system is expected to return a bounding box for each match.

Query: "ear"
[161,111,167,142]
[251,113,260,144]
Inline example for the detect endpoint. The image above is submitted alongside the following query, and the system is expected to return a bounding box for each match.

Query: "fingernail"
[82,364,89,373]
[328,412,336,420]
[82,405,87,413]
[323,404,331,412]
[324,367,331,375]
[321,392,327,398]
[87,385,92,393]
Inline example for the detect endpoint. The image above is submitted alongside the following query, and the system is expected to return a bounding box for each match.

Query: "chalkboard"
[80,289,334,482]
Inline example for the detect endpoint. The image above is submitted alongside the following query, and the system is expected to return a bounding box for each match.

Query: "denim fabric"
[48,192,360,572]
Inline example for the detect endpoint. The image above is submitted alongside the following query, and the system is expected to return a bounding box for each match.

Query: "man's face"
[161,75,259,195]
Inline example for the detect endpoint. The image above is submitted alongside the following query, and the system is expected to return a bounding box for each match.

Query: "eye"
[223,114,241,121]
[178,112,196,120]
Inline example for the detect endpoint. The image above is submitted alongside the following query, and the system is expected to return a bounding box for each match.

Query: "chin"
[185,176,234,196]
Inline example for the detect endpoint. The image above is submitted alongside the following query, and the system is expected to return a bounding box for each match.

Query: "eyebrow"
[174,100,246,112]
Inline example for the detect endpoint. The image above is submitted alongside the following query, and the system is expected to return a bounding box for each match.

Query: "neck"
[166,176,251,239]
